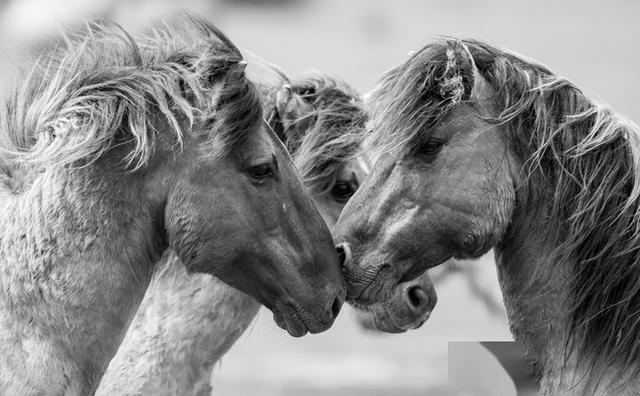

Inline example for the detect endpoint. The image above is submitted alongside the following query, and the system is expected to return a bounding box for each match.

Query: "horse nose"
[336,242,351,268]
[404,285,435,314]
[324,292,344,324]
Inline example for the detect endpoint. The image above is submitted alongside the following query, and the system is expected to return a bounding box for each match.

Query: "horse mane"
[0,14,261,182]
[369,38,640,386]
[263,73,368,192]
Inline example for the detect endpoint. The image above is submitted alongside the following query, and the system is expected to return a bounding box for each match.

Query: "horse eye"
[247,164,273,180]
[421,138,444,155]
[331,181,358,203]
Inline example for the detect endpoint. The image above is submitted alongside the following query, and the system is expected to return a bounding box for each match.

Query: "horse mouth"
[273,303,323,337]
[349,265,393,304]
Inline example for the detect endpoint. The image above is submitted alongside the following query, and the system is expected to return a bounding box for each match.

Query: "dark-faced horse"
[99,72,436,395]
[266,75,437,334]
[0,16,344,395]
[336,38,640,394]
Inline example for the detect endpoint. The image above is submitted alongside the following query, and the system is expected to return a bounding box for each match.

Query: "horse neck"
[495,192,640,394]
[0,166,164,394]
[493,203,568,372]
[98,251,260,395]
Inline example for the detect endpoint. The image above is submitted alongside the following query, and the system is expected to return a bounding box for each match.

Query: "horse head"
[335,40,514,306]
[269,74,437,330]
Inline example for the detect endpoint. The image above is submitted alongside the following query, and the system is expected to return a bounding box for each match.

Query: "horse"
[335,38,640,395]
[97,71,437,395]
[264,75,437,334]
[0,16,346,395]
[354,269,436,334]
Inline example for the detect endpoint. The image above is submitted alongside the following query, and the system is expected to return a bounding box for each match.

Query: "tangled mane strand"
[0,14,261,182]
[264,73,368,192]
[369,38,640,387]
[366,40,473,161]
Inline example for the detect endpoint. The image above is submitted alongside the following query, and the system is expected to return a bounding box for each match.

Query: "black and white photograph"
[0,1,638,395]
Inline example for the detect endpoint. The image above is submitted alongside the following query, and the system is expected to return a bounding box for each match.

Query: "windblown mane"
[368,38,640,385]
[0,14,261,184]
[263,73,368,192]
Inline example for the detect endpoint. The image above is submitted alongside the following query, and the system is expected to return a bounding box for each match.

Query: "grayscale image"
[0,1,638,395]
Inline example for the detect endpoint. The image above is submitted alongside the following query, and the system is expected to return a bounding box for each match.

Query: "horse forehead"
[240,123,279,157]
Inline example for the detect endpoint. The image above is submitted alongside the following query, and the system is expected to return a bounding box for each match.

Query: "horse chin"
[370,310,410,334]
[272,304,311,338]
[364,299,433,334]
[355,305,427,334]
[374,320,409,334]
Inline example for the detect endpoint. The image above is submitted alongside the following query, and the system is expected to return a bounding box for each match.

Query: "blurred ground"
[212,255,510,396]
[1,1,638,394]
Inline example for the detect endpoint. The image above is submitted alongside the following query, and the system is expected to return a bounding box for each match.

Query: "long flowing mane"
[0,14,261,188]
[262,73,368,192]
[368,38,640,384]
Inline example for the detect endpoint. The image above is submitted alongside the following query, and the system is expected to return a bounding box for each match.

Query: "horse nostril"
[336,246,345,265]
[331,295,343,319]
[406,286,429,311]
[335,243,350,267]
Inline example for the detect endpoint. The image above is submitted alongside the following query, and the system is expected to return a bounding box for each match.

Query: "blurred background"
[1,1,638,395]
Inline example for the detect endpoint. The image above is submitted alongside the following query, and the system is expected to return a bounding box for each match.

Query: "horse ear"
[274,84,315,140]
[442,40,485,102]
